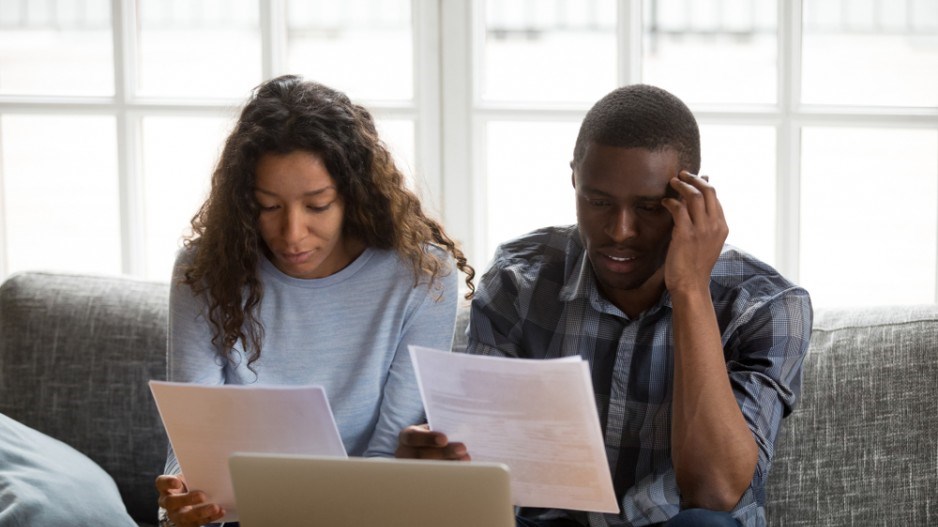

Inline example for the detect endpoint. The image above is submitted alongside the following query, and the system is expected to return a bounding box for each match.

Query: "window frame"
[1,0,937,302]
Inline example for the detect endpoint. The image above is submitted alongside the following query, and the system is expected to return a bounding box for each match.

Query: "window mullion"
[261,0,286,79]
[113,0,143,276]
[617,0,642,85]
[440,0,477,263]
[775,0,803,282]
[0,117,7,279]
[413,0,443,217]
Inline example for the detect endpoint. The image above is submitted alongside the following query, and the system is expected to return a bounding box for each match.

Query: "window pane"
[137,0,261,98]
[485,121,578,264]
[141,116,232,281]
[0,0,113,95]
[642,0,777,105]
[287,0,413,101]
[482,0,617,104]
[801,127,938,307]
[802,1,938,107]
[699,124,776,265]
[1,115,121,275]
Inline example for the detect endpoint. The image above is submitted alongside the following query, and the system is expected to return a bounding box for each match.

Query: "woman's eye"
[258,204,279,212]
[308,203,332,213]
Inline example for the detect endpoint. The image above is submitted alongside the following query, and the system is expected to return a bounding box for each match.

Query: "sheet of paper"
[148,381,347,521]
[409,346,619,514]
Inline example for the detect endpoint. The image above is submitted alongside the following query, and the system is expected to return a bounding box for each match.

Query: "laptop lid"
[229,453,516,527]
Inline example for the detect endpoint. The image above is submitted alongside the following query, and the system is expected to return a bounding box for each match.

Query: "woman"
[155,75,473,527]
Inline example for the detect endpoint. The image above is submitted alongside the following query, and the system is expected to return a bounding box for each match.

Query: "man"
[398,84,812,527]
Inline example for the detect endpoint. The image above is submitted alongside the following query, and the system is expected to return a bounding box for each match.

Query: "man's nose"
[606,207,637,243]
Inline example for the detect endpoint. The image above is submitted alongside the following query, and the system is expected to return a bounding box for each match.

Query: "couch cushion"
[766,304,938,525]
[0,272,169,525]
[0,411,136,525]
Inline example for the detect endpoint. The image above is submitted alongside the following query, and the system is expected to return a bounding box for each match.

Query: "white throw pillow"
[0,412,136,526]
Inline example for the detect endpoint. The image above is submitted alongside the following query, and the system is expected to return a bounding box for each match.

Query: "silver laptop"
[229,453,516,527]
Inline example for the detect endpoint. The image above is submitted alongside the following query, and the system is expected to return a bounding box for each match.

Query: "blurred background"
[0,0,936,308]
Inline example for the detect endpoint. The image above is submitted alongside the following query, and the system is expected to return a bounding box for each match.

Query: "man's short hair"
[572,84,701,174]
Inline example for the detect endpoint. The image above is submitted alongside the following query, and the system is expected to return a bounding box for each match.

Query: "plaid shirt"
[466,225,812,527]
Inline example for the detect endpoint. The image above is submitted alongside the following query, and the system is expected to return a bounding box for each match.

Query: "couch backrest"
[0,272,168,525]
[766,304,938,526]
[3,272,935,525]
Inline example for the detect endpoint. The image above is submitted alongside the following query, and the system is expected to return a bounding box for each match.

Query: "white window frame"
[1,0,937,301]
[439,0,938,299]
[0,0,443,281]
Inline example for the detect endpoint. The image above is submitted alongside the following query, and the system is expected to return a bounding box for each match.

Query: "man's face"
[573,143,681,309]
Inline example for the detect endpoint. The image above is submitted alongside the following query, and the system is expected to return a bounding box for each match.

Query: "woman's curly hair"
[182,74,474,366]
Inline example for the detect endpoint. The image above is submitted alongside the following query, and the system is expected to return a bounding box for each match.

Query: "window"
[0,0,433,282]
[1,0,937,307]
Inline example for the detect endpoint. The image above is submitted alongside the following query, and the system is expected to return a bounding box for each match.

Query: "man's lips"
[598,248,640,262]
[596,249,642,272]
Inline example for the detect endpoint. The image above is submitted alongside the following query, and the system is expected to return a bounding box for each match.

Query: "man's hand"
[661,171,729,294]
[156,474,224,527]
[395,424,471,461]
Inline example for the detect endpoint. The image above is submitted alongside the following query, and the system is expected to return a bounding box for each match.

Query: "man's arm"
[661,171,758,511]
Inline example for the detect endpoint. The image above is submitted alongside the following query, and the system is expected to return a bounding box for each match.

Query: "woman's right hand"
[155,474,225,527]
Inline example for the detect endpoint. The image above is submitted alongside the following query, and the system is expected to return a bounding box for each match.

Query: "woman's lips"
[281,250,313,264]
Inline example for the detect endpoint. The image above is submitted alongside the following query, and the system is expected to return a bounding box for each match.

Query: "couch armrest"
[766,304,938,525]
[0,271,169,525]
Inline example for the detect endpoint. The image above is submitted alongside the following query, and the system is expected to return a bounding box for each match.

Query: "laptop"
[229,453,516,527]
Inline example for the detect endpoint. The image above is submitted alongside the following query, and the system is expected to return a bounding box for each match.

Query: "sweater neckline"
[259,247,376,288]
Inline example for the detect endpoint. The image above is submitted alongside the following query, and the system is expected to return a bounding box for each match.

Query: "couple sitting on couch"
[155,75,811,527]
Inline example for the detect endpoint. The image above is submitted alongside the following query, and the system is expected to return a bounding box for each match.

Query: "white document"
[148,381,347,522]
[409,346,619,514]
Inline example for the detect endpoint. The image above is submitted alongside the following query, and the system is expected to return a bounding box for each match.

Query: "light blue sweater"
[165,245,458,469]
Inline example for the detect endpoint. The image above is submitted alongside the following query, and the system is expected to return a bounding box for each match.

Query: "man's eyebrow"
[579,185,667,201]
[254,185,336,197]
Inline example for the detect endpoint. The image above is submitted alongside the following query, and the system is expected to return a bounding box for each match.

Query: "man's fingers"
[398,424,448,447]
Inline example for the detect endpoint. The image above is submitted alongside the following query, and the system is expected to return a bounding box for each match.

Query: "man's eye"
[589,199,611,207]
[638,203,662,212]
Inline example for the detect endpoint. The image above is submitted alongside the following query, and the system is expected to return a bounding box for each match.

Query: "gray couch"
[0,271,935,526]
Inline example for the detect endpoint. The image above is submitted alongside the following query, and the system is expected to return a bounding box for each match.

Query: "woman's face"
[253,150,359,279]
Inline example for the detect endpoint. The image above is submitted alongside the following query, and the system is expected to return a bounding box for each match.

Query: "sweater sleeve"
[363,258,459,457]
[162,249,226,476]
[167,249,226,386]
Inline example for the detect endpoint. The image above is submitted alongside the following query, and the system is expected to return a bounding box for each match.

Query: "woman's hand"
[156,474,225,527]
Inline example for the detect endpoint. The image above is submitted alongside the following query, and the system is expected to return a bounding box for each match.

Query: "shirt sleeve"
[363,257,460,457]
[465,258,527,358]
[724,287,813,489]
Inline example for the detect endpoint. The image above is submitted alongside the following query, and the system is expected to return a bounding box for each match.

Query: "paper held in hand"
[148,381,347,522]
[408,346,620,514]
